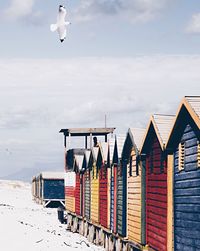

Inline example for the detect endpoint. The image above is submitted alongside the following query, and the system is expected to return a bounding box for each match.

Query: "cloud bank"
[74,0,171,23]
[0,55,199,176]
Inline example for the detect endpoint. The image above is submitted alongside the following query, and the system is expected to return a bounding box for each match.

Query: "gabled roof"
[92,147,100,162]
[109,137,115,163]
[128,128,146,153]
[181,96,200,128]
[74,154,84,171]
[112,135,126,164]
[99,142,109,163]
[166,96,200,149]
[141,114,175,152]
[84,149,92,169]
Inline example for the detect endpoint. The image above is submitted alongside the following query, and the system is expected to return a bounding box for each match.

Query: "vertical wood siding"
[146,136,167,251]
[75,173,81,215]
[65,186,75,212]
[110,165,114,231]
[114,165,118,233]
[43,179,64,200]
[99,163,108,228]
[84,168,91,220]
[174,124,200,250]
[117,161,127,237]
[91,164,99,223]
[127,149,142,243]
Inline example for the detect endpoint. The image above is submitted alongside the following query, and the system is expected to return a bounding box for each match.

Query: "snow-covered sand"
[0,180,104,251]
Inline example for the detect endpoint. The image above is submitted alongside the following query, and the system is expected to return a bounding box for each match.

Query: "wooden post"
[167,154,174,251]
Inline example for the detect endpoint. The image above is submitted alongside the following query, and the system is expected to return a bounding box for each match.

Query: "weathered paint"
[84,168,91,220]
[145,135,167,251]
[167,154,173,251]
[110,164,117,232]
[65,171,76,213]
[75,173,81,215]
[127,149,142,244]
[173,124,200,250]
[90,162,99,223]
[43,179,64,200]
[99,162,108,228]
[117,160,127,237]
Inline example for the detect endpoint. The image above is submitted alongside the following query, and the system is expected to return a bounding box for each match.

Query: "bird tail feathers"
[50,24,58,32]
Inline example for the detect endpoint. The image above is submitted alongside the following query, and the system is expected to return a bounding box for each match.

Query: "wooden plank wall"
[127,149,142,244]
[146,136,167,251]
[174,124,200,250]
[84,168,91,220]
[90,163,99,224]
[75,173,81,215]
[43,179,64,200]
[65,186,75,212]
[99,163,108,228]
[114,165,118,233]
[117,161,127,237]
[110,165,114,231]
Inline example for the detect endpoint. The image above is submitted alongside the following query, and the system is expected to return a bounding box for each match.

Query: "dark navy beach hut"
[115,135,126,237]
[38,172,65,207]
[166,96,200,251]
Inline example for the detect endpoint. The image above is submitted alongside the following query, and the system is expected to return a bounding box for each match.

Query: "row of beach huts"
[32,96,200,251]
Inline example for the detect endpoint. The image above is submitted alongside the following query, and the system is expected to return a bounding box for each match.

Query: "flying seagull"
[50,5,71,42]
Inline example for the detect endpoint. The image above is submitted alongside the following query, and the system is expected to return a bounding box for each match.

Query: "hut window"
[197,141,200,168]
[178,142,185,171]
[129,156,132,177]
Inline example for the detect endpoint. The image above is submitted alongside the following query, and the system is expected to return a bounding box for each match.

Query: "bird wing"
[58,25,66,41]
[57,8,66,23]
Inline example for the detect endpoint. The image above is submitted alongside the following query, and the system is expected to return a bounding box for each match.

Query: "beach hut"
[99,142,110,229]
[74,153,85,216]
[166,96,200,251]
[141,114,175,251]
[83,150,92,220]
[116,135,126,237]
[36,172,65,207]
[32,176,36,199]
[109,137,117,233]
[122,128,146,246]
[90,147,101,224]
[65,170,76,212]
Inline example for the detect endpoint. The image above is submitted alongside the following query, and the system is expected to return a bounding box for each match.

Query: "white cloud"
[3,0,34,20]
[0,56,200,176]
[73,0,171,23]
[186,13,200,33]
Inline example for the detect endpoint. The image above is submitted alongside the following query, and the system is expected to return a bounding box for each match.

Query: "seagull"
[50,5,71,43]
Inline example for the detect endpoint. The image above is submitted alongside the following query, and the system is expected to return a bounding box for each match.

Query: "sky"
[0,0,200,177]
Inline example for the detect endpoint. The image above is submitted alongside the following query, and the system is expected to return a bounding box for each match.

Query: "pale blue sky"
[1,0,200,58]
[0,0,200,177]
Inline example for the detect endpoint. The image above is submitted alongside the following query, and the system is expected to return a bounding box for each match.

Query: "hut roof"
[166,96,200,149]
[74,154,84,171]
[109,137,115,163]
[92,147,100,162]
[141,114,175,152]
[128,128,146,152]
[99,142,109,162]
[115,134,126,159]
[40,172,64,180]
[83,149,92,169]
